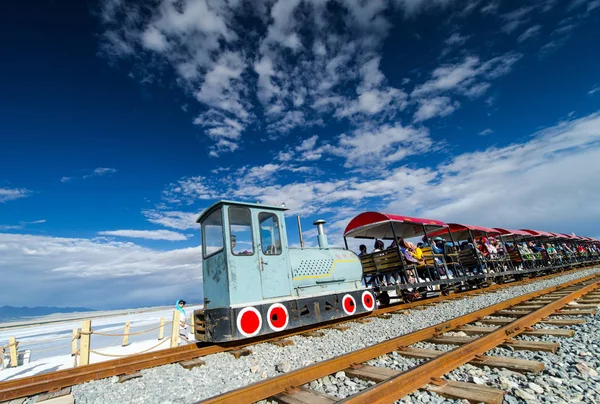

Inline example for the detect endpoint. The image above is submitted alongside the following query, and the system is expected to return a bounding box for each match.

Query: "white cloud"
[0,219,46,231]
[411,53,521,102]
[161,176,219,205]
[480,2,499,14]
[384,112,600,235]
[479,128,493,136]
[414,96,460,122]
[142,210,199,230]
[588,85,600,95]
[88,167,117,177]
[445,33,470,46]
[0,233,202,308]
[62,167,118,182]
[517,25,542,43]
[569,0,600,12]
[332,123,433,167]
[97,0,459,156]
[501,6,535,34]
[152,112,600,248]
[98,229,188,241]
[0,187,32,203]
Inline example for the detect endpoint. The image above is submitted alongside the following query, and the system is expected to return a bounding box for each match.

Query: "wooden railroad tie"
[269,339,295,347]
[492,309,596,317]
[301,331,325,338]
[458,325,575,338]
[427,335,560,353]
[354,318,372,324]
[425,379,505,404]
[556,309,596,315]
[179,358,206,370]
[34,387,74,404]
[328,325,350,332]
[578,299,600,304]
[478,318,586,326]
[345,365,504,404]
[228,348,252,359]
[396,347,544,373]
[390,310,408,315]
[376,314,392,319]
[117,371,143,383]
[273,386,337,404]
[565,303,600,309]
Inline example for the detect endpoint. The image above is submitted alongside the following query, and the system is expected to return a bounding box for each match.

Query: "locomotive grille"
[293,258,335,278]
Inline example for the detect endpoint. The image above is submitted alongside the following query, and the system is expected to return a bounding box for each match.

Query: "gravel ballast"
[68,268,600,404]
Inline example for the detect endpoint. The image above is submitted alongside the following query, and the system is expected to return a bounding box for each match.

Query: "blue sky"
[1,0,600,309]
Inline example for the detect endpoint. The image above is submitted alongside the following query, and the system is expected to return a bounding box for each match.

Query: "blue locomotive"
[194,200,374,342]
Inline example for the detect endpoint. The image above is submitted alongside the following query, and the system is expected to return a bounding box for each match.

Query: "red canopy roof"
[344,212,447,239]
[428,223,499,241]
[493,228,533,238]
[521,229,555,238]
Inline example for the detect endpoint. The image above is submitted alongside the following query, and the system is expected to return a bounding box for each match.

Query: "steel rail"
[341,277,600,403]
[0,268,593,401]
[199,273,600,404]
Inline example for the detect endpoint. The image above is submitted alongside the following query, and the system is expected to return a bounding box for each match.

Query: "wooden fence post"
[122,321,130,347]
[80,320,91,366]
[72,328,78,356]
[158,317,165,340]
[170,310,180,348]
[8,337,18,368]
[189,312,195,339]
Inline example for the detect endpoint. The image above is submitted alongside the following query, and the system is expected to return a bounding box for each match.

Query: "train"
[194,200,600,342]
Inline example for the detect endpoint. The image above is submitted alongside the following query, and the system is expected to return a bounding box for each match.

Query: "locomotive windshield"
[259,212,282,255]
[229,206,254,256]
[202,208,224,258]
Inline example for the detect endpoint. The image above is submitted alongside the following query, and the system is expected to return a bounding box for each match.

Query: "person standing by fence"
[175,299,188,345]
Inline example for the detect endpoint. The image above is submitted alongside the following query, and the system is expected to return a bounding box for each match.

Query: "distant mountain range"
[0,306,94,322]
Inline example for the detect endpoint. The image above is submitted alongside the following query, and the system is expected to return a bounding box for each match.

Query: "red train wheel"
[342,294,356,315]
[236,307,262,338]
[361,291,375,311]
[267,303,289,332]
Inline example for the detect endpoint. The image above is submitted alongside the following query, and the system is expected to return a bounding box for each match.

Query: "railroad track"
[0,268,595,402]
[200,274,600,404]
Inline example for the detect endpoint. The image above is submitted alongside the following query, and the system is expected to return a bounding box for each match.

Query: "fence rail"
[1,310,194,370]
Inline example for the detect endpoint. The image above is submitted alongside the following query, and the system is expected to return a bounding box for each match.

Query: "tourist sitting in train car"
[546,243,562,264]
[358,244,368,257]
[518,242,534,260]
[387,237,400,250]
[372,239,384,252]
[476,237,491,257]
[421,236,446,255]
[408,241,424,262]
[461,238,475,251]
[490,237,506,255]
[528,241,543,253]
[420,237,454,277]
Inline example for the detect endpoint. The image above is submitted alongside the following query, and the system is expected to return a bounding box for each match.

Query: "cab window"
[229,207,254,256]
[202,208,224,258]
[259,212,282,255]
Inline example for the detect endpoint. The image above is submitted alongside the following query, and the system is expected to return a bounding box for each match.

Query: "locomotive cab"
[200,201,292,311]
[195,200,373,342]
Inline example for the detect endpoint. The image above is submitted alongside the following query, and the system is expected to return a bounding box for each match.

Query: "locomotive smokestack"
[313,219,329,249]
